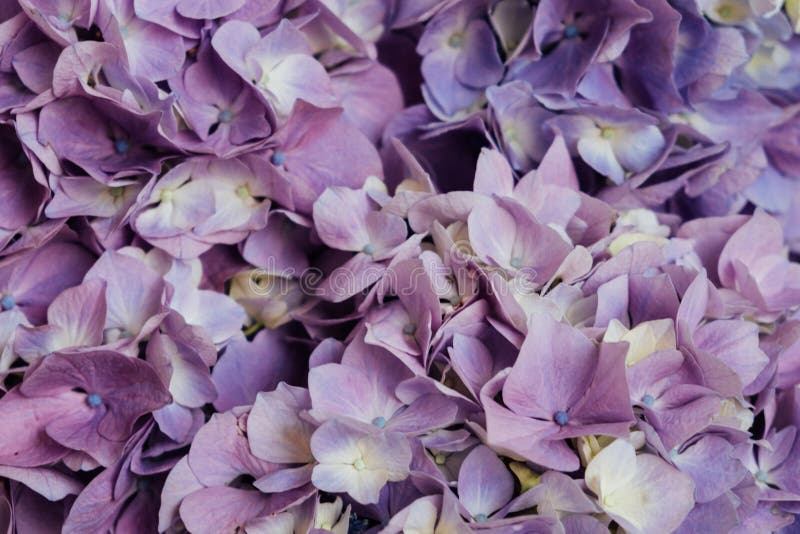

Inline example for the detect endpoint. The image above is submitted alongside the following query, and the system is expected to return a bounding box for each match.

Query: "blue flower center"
[113,139,129,154]
[271,151,286,166]
[1,294,14,311]
[362,243,376,255]
[218,109,233,123]
[756,469,769,483]
[86,393,102,408]
[371,416,386,428]
[474,513,488,522]
[448,33,463,48]
[554,410,569,426]
[642,394,655,406]
[564,23,579,39]
[510,257,523,268]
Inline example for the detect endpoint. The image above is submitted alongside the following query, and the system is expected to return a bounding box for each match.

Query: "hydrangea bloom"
[0,0,799,532]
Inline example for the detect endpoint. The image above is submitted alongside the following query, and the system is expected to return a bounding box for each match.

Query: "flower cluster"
[0,0,799,532]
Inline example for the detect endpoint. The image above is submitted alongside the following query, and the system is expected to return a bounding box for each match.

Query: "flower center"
[109,186,125,199]
[1,294,14,311]
[554,410,569,426]
[448,33,463,48]
[86,393,102,408]
[403,323,416,335]
[756,469,769,483]
[362,243,376,255]
[474,513,488,522]
[563,23,579,39]
[510,257,523,268]
[218,109,233,123]
[353,458,366,471]
[113,139,129,154]
[236,185,251,199]
[371,416,386,428]
[271,151,286,166]
[642,394,655,406]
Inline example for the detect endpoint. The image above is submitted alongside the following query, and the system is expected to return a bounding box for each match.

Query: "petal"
[612,125,665,173]
[503,313,597,419]
[577,136,625,185]
[458,445,514,518]
[248,385,315,464]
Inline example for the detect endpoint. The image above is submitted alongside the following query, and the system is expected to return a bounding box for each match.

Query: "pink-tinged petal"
[503,313,596,419]
[670,435,747,503]
[313,187,372,251]
[274,101,383,215]
[158,456,204,532]
[212,330,299,412]
[509,470,600,516]
[0,240,95,324]
[330,61,403,143]
[473,148,514,196]
[407,191,482,233]
[309,419,363,465]
[176,0,245,19]
[0,390,71,466]
[536,135,579,190]
[21,351,172,446]
[458,445,514,519]
[12,42,60,94]
[0,465,81,501]
[253,464,314,493]
[211,20,263,80]
[366,211,408,253]
[561,514,611,534]
[84,250,167,339]
[165,263,246,346]
[245,18,311,69]
[312,463,386,504]
[152,332,217,408]
[384,393,459,434]
[179,487,269,534]
[467,197,516,266]
[718,210,783,288]
[188,412,273,487]
[676,270,710,338]
[577,136,625,184]
[13,324,63,361]
[153,402,198,444]
[248,384,315,464]
[310,419,411,504]
[46,279,106,348]
[448,334,494,399]
[481,373,577,471]
[568,342,635,437]
[103,8,186,81]
[694,320,769,388]
[241,212,309,274]
[262,54,337,119]
[585,439,695,534]
[612,124,665,173]
[309,362,403,426]
[59,460,125,534]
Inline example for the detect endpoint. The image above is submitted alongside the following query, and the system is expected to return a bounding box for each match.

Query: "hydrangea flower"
[0,0,798,531]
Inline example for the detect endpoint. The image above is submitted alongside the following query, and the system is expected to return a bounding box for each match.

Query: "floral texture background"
[0,0,799,532]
